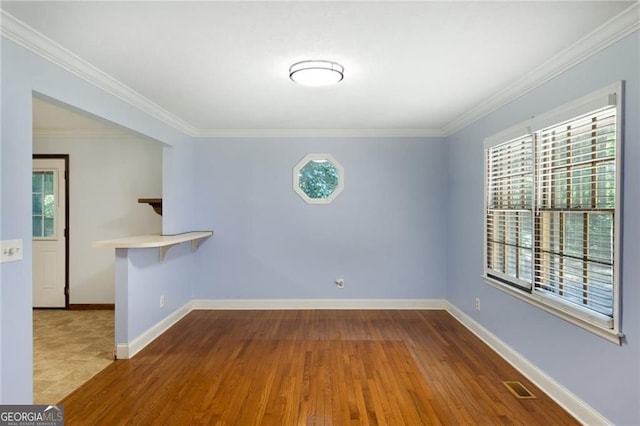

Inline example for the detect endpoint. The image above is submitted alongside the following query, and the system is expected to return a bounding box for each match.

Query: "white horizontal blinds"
[534,106,617,319]
[486,136,534,289]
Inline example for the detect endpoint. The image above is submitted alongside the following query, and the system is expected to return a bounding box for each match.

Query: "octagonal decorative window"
[293,153,344,204]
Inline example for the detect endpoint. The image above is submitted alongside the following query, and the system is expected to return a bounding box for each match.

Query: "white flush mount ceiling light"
[289,60,344,87]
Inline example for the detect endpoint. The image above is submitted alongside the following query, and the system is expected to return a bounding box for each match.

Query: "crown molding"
[441,2,640,137]
[2,5,638,140]
[191,128,447,138]
[0,10,199,137]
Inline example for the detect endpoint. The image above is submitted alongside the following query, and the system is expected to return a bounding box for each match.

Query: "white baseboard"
[190,298,447,310]
[116,299,446,359]
[115,344,129,360]
[114,297,609,425]
[445,301,612,426]
[115,301,193,360]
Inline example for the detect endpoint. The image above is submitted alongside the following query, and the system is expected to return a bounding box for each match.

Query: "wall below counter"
[192,136,448,301]
[34,133,163,304]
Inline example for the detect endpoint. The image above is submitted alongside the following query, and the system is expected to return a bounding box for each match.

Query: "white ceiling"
[3,1,637,136]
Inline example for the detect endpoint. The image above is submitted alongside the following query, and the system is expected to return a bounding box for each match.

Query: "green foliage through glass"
[32,171,55,238]
[298,160,339,199]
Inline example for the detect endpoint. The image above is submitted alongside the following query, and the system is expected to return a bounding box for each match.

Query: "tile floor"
[33,309,114,404]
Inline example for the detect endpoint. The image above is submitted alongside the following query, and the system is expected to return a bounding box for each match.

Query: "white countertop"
[93,231,213,249]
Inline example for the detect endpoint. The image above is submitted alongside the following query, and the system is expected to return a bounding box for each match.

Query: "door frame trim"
[33,154,70,309]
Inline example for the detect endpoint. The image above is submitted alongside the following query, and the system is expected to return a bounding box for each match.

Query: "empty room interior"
[1,1,639,425]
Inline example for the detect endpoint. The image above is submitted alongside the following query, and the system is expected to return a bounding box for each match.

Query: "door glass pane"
[32,194,43,215]
[32,171,55,238]
[44,173,54,193]
[44,218,55,237]
[32,173,43,192]
[33,216,43,238]
[44,194,55,218]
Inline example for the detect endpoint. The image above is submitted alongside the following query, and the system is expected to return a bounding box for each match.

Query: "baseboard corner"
[444,301,612,426]
[118,301,192,359]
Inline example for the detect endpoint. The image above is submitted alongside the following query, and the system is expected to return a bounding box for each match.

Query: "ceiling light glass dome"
[289,60,344,87]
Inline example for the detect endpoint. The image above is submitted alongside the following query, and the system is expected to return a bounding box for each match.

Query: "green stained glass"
[299,160,339,199]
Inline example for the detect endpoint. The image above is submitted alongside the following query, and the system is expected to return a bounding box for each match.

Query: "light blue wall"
[115,245,195,345]
[163,143,195,234]
[446,32,640,425]
[2,22,639,424]
[192,137,448,300]
[0,37,196,402]
[1,38,37,403]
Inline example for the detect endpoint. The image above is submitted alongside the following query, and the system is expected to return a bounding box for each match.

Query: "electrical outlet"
[160,295,165,308]
[475,298,480,311]
[335,278,345,288]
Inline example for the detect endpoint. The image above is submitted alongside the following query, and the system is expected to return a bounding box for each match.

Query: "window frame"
[483,82,623,344]
[293,153,344,204]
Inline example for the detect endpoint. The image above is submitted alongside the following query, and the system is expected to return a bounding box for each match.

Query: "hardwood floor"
[61,310,579,425]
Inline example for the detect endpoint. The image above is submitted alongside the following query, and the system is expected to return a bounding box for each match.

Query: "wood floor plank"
[60,310,580,425]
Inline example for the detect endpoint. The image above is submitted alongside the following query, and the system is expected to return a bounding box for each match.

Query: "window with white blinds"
[486,136,534,290]
[483,82,622,342]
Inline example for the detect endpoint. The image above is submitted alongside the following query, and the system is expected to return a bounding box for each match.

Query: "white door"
[32,158,67,308]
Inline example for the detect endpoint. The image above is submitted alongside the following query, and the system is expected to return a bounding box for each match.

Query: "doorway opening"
[31,95,163,404]
[32,155,69,309]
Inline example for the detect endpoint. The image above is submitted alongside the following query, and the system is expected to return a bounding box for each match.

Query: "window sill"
[483,276,623,345]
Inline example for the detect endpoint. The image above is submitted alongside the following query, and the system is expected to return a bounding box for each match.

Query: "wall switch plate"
[1,239,23,263]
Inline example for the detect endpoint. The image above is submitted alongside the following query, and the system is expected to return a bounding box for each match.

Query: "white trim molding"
[445,301,612,426]
[484,277,622,345]
[117,298,446,359]
[0,10,198,137]
[115,344,130,360]
[191,298,447,310]
[191,128,448,139]
[2,5,637,139]
[115,301,192,360]
[441,2,639,137]
[114,297,611,424]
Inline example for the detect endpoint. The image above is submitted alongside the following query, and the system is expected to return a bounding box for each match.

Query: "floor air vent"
[502,381,536,399]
